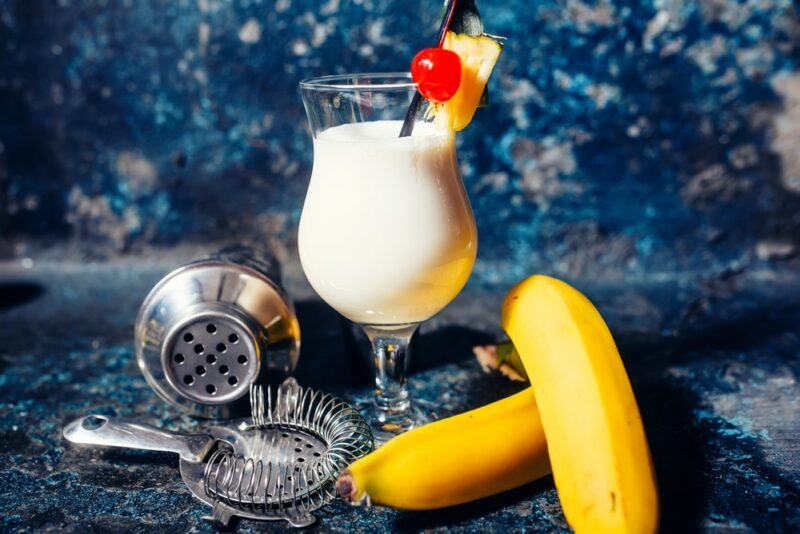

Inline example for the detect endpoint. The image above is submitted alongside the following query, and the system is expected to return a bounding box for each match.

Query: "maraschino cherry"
[411,47,462,103]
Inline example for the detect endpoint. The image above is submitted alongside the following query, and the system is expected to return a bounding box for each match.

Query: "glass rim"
[299,72,417,91]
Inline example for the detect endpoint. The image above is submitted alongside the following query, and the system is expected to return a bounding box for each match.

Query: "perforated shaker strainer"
[135,245,301,418]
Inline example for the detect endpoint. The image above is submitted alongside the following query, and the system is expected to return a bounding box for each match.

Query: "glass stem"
[362,323,418,423]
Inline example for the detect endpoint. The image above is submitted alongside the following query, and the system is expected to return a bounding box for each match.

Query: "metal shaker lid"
[135,248,300,418]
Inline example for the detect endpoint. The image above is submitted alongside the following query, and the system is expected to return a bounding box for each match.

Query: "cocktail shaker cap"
[135,245,300,418]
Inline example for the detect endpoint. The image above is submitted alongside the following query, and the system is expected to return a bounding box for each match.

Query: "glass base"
[367,403,430,445]
[359,322,424,445]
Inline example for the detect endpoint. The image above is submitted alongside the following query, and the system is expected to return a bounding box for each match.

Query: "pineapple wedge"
[434,31,503,131]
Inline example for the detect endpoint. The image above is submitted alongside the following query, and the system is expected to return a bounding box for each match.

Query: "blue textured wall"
[1,0,799,279]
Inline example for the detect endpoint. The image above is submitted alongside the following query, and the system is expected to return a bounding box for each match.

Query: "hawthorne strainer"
[63,381,373,527]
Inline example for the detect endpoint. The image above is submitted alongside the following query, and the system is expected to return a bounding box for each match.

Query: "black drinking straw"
[399,0,459,137]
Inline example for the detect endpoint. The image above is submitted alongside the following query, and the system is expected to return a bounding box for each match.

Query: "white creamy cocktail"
[298,120,476,326]
[298,73,479,441]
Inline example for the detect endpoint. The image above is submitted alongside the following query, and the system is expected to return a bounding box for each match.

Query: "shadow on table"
[618,297,800,532]
[635,381,707,533]
[292,299,494,392]
[0,281,45,311]
[292,300,361,391]
[393,477,558,531]
[412,325,495,373]
[0,281,46,373]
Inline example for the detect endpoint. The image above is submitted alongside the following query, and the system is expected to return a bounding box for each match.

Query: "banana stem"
[336,470,356,501]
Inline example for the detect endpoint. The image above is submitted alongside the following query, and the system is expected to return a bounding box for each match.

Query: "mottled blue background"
[2,0,798,280]
[2,2,800,531]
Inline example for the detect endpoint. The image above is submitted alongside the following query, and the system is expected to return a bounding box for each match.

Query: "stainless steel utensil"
[204,382,373,519]
[135,245,301,418]
[63,382,373,527]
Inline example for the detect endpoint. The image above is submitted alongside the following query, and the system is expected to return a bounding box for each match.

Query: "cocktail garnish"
[401,0,504,135]
[411,47,462,103]
[399,0,462,137]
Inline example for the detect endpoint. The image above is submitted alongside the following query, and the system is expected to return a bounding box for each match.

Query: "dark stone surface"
[1,255,799,532]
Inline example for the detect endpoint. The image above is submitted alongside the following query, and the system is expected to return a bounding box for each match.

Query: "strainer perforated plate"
[202,383,373,523]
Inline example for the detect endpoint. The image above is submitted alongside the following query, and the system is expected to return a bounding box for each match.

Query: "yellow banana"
[336,388,550,510]
[502,275,658,533]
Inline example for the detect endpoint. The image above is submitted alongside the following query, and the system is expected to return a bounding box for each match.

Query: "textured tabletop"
[0,255,798,532]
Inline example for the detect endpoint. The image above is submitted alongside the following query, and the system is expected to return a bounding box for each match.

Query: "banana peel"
[337,388,550,510]
[502,275,659,533]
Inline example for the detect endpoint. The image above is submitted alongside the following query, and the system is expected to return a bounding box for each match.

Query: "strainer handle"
[63,414,215,463]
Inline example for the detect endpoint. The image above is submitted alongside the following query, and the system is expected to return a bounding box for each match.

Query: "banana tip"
[336,470,356,502]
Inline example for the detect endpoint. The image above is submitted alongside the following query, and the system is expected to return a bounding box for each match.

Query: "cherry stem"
[399,0,459,138]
